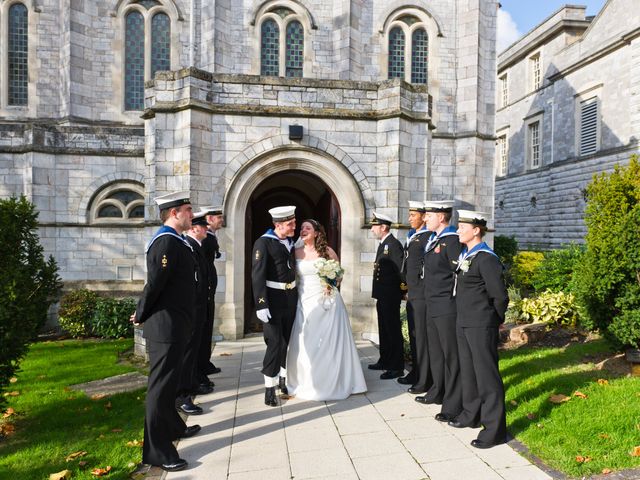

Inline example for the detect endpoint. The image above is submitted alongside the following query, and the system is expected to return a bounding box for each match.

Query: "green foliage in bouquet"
[520,290,580,327]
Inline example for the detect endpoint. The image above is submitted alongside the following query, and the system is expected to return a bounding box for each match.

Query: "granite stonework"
[495,1,640,249]
[0,0,499,339]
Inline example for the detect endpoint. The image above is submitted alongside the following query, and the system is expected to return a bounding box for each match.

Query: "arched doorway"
[244,170,341,334]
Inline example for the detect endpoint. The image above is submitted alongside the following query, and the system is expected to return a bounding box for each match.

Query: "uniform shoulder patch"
[162,254,168,268]
[255,250,261,260]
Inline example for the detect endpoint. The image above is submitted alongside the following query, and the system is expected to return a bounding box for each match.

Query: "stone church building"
[0,0,498,339]
[494,0,640,248]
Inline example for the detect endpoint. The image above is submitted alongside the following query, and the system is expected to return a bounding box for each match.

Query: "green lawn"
[502,339,640,477]
[0,339,145,480]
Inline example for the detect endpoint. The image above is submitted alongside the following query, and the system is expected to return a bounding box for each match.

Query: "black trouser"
[457,326,507,444]
[376,296,404,371]
[425,311,461,416]
[197,297,216,377]
[261,290,297,378]
[409,297,432,390]
[178,306,206,398]
[143,340,187,466]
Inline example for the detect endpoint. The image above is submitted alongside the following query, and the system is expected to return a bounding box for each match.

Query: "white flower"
[459,259,471,273]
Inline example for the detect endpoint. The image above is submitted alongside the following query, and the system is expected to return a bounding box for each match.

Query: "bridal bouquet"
[314,258,345,310]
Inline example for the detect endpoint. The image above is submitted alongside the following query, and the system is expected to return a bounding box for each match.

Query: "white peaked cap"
[408,200,426,212]
[154,191,191,210]
[201,205,223,215]
[269,205,296,222]
[424,200,455,212]
[371,210,394,225]
[457,209,491,228]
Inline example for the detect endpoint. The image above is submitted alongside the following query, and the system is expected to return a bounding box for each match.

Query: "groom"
[251,206,298,407]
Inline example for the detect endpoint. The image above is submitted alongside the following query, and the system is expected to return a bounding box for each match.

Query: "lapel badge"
[258,297,265,304]
[384,244,389,255]
[161,254,168,268]
[434,246,441,254]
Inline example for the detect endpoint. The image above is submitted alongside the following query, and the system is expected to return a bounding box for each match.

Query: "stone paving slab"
[70,371,147,397]
[155,337,552,480]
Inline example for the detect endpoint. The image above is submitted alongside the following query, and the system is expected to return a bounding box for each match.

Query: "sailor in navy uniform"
[174,211,214,416]
[197,205,224,383]
[449,210,509,449]
[130,191,201,472]
[415,201,463,424]
[252,206,298,407]
[399,201,433,393]
[368,211,406,380]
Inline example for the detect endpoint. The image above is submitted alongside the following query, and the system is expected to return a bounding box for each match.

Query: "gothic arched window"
[388,27,405,80]
[90,182,145,223]
[285,20,303,78]
[122,1,172,111]
[8,2,28,106]
[384,11,434,85]
[411,28,428,84]
[261,19,280,76]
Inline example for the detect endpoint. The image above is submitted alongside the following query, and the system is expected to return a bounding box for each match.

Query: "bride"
[286,219,367,401]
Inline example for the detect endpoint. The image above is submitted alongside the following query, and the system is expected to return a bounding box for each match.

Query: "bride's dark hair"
[303,219,330,259]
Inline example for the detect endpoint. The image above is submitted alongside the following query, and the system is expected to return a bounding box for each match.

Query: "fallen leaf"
[599,433,611,439]
[526,412,536,420]
[0,422,16,436]
[510,400,518,406]
[602,468,612,474]
[630,446,640,457]
[3,407,15,418]
[126,439,143,447]
[9,377,17,383]
[111,428,122,433]
[576,455,592,463]
[536,423,544,429]
[91,394,107,401]
[597,378,609,386]
[49,470,72,480]
[4,391,20,397]
[219,352,233,356]
[65,450,87,462]
[549,394,571,404]
[574,391,588,399]
[79,461,87,467]
[90,466,112,476]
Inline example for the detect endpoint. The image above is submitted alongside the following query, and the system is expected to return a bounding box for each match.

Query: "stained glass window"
[285,21,303,78]
[138,0,160,9]
[261,19,279,76]
[8,3,28,106]
[91,185,145,222]
[125,11,145,110]
[411,29,428,84]
[388,27,405,80]
[151,13,170,77]
[271,7,293,18]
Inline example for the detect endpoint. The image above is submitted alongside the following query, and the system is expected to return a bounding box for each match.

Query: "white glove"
[256,308,272,323]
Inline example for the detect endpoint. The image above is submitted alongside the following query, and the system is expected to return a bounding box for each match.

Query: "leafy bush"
[494,235,518,266]
[400,307,410,359]
[505,286,524,324]
[531,244,585,294]
[520,290,580,327]
[92,297,136,339]
[0,196,61,407]
[573,156,640,348]
[510,251,544,294]
[58,289,99,337]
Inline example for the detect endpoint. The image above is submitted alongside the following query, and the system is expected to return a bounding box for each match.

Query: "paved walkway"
[163,337,551,480]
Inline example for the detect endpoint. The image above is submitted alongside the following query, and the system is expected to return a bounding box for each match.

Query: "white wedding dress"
[286,259,367,401]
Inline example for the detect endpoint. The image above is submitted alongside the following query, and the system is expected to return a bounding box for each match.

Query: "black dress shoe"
[278,377,289,395]
[471,439,501,449]
[380,370,403,380]
[205,365,222,375]
[264,387,278,407]
[397,374,416,385]
[368,362,384,370]
[161,459,187,472]
[180,424,201,438]
[178,400,203,415]
[415,395,441,404]
[194,383,214,395]
[408,387,427,394]
[435,413,455,422]
[448,419,481,429]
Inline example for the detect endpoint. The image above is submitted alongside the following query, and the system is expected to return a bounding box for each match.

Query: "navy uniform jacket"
[136,231,198,344]
[201,231,219,294]
[251,234,296,312]
[185,235,210,318]
[372,233,405,300]
[402,229,430,301]
[423,227,462,316]
[455,252,509,328]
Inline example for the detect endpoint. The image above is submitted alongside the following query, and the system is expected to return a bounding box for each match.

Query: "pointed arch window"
[384,11,433,85]
[8,3,29,106]
[125,11,145,111]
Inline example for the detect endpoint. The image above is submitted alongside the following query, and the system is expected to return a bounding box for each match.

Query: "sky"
[497,0,608,52]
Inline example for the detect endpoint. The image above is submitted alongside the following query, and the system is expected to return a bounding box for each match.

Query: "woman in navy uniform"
[401,201,432,393]
[415,201,462,424]
[368,211,405,380]
[252,206,298,406]
[131,191,201,472]
[449,210,509,449]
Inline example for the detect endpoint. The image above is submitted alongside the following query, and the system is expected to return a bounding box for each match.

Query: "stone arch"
[377,2,444,36]
[250,0,317,29]
[77,172,145,222]
[217,145,371,339]
[111,0,183,20]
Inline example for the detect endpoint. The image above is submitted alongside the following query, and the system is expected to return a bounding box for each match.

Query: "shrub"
[510,251,544,294]
[58,289,99,337]
[531,244,585,294]
[91,297,136,339]
[520,290,580,327]
[573,156,640,348]
[0,196,61,407]
[505,286,525,324]
[494,235,518,266]
[400,307,411,359]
